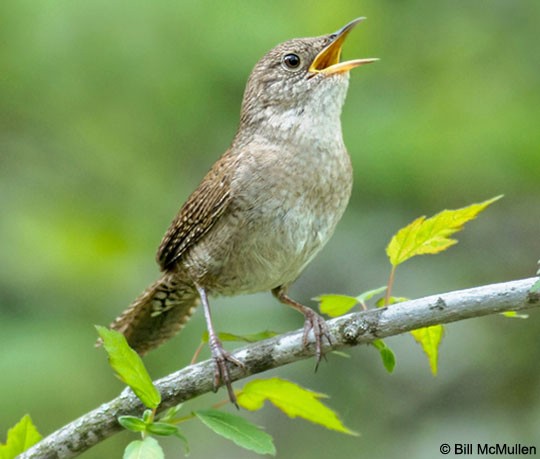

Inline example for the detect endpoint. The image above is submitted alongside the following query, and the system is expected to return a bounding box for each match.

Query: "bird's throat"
[235,74,349,150]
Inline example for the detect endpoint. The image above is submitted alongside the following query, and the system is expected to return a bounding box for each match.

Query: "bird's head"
[238,17,378,133]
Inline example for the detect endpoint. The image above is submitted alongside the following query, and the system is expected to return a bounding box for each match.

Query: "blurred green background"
[1,0,539,457]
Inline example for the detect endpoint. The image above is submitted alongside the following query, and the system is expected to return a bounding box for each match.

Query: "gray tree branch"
[20,277,540,459]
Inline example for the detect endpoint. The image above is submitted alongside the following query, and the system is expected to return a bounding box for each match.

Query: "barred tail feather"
[104,275,199,355]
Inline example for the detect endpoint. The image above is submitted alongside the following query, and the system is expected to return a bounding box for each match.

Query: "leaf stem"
[211,398,231,411]
[384,265,397,306]
[190,341,205,364]
[168,413,196,425]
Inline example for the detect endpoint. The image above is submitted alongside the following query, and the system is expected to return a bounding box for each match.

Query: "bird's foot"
[272,286,333,369]
[196,283,245,407]
[300,307,332,370]
[208,337,245,407]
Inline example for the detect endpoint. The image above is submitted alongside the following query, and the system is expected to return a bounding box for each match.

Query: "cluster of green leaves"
[317,196,503,375]
[95,327,355,458]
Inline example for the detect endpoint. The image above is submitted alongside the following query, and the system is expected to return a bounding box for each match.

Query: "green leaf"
[201,330,278,343]
[355,286,388,307]
[386,196,503,267]
[195,409,275,456]
[146,422,180,437]
[410,325,444,375]
[123,436,164,459]
[158,403,184,423]
[236,378,357,435]
[372,339,396,373]
[316,287,388,317]
[118,416,147,433]
[142,409,154,424]
[173,428,190,455]
[0,414,42,458]
[500,311,529,319]
[380,347,396,373]
[96,326,161,409]
[315,294,358,317]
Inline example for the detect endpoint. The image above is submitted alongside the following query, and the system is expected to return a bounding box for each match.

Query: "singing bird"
[105,17,377,404]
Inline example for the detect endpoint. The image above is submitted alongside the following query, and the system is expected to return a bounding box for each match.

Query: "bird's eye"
[282,53,301,70]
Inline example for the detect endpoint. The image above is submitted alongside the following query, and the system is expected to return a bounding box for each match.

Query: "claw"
[301,307,332,369]
[272,286,332,368]
[208,336,245,407]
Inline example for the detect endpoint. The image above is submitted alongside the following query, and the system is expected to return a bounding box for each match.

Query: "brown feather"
[157,151,235,270]
[105,275,199,355]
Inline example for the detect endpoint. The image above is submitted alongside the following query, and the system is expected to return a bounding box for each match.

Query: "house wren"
[106,17,377,404]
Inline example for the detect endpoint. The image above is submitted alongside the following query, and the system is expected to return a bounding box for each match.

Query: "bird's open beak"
[308,17,378,76]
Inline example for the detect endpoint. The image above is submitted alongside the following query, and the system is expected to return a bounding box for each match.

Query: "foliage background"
[1,0,539,457]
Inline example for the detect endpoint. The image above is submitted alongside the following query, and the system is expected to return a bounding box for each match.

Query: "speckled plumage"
[106,19,375,401]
